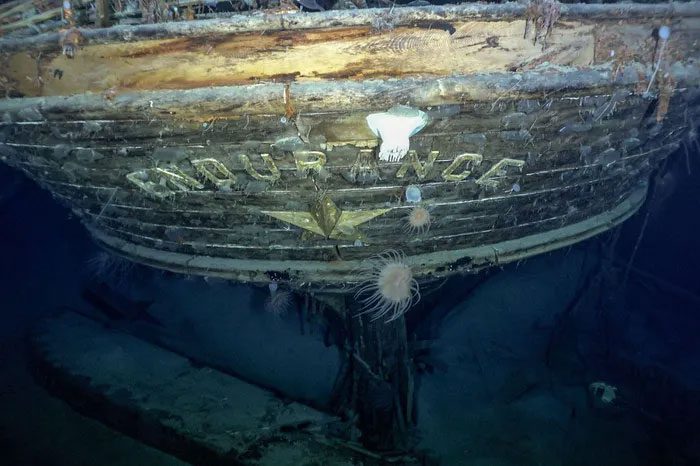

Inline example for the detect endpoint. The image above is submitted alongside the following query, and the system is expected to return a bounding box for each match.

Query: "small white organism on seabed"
[589,381,618,404]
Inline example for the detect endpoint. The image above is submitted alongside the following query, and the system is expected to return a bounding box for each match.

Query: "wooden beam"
[0,6,62,33]
[95,0,111,28]
[0,0,34,21]
[2,63,699,120]
[2,1,700,51]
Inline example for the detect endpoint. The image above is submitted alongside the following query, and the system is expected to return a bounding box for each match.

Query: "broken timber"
[30,311,377,465]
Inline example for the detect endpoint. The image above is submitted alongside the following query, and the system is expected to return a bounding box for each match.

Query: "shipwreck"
[1,0,699,462]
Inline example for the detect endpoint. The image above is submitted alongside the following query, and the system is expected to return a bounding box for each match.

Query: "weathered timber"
[2,65,699,119]
[1,3,699,290]
[3,2,700,51]
[77,187,646,290]
[31,312,369,465]
[348,302,414,452]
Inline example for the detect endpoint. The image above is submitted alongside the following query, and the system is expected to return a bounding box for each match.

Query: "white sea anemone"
[366,106,429,162]
[85,250,134,286]
[405,206,431,234]
[265,282,293,315]
[355,250,420,322]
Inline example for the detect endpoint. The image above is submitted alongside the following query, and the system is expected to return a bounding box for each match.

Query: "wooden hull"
[1,3,699,290]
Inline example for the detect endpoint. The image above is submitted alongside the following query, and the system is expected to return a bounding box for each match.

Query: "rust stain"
[119,26,372,60]
[254,72,301,83]
[656,74,675,122]
[315,67,442,80]
[120,34,242,59]
[284,82,295,119]
[411,20,456,35]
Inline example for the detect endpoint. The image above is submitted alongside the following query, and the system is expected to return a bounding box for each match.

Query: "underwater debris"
[295,0,325,11]
[524,0,561,49]
[0,74,15,99]
[655,73,676,123]
[62,0,76,27]
[102,86,119,101]
[283,82,296,121]
[589,381,618,404]
[59,28,83,59]
[81,281,162,326]
[355,250,420,323]
[139,0,168,23]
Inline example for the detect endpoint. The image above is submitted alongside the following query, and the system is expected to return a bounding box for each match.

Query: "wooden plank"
[47,172,642,262]
[31,312,365,465]
[43,166,640,232]
[4,19,595,97]
[0,99,652,176]
[2,62,698,120]
[2,61,699,128]
[3,2,700,52]
[84,186,646,286]
[0,11,697,98]
[0,0,33,21]
[0,6,62,33]
[3,96,633,144]
[14,146,651,210]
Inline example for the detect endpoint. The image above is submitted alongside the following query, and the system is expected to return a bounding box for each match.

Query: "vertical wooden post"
[314,293,415,452]
[94,0,111,27]
[348,300,414,451]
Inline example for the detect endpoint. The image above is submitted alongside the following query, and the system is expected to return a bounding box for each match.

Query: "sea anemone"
[355,250,420,322]
[366,106,429,162]
[85,250,134,286]
[265,282,293,315]
[405,206,431,234]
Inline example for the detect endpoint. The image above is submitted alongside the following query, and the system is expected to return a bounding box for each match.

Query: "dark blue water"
[0,142,699,465]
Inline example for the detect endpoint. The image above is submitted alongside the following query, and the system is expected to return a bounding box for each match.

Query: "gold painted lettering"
[126,167,203,199]
[349,149,379,182]
[441,153,483,181]
[239,153,281,182]
[476,158,525,189]
[395,150,439,180]
[293,150,327,177]
[191,158,237,190]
